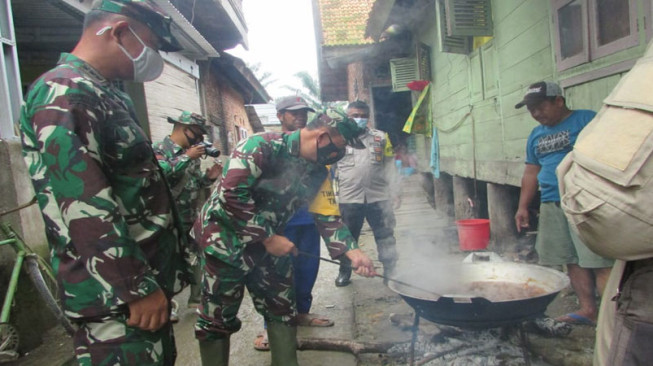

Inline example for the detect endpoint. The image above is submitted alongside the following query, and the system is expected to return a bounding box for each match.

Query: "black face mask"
[184,128,202,146]
[316,133,345,165]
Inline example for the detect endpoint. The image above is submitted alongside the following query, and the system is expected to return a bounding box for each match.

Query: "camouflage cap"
[93,0,182,52]
[167,111,207,133]
[310,113,366,149]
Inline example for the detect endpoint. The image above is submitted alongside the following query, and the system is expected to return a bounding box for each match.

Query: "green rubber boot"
[188,261,203,305]
[199,337,230,366]
[267,321,298,366]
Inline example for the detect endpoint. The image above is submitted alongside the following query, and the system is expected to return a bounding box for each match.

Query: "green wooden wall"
[417,0,651,187]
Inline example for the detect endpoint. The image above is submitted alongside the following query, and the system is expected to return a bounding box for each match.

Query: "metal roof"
[50,0,219,58]
[158,1,220,58]
[248,104,281,126]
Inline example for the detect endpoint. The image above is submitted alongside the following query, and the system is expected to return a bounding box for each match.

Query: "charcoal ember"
[397,328,534,365]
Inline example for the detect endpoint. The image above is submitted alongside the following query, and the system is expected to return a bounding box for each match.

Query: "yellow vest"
[383,133,394,157]
[308,166,340,216]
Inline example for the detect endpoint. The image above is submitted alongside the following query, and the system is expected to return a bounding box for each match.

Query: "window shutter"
[390,58,419,92]
[438,0,471,54]
[481,41,498,98]
[442,33,471,54]
[445,0,493,37]
[417,43,432,80]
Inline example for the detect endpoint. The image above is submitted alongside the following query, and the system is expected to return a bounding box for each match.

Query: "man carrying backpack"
[556,44,653,364]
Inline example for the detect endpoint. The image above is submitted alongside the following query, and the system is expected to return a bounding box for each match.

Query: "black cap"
[515,81,563,109]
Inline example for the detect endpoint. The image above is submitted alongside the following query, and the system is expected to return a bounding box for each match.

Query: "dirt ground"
[8,174,597,365]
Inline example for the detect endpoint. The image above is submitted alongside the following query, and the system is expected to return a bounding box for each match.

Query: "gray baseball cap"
[515,81,563,109]
[276,96,316,112]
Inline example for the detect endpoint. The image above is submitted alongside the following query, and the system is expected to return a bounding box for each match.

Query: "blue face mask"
[353,118,368,128]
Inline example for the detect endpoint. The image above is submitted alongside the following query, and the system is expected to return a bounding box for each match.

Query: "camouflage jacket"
[152,136,215,230]
[20,53,191,319]
[192,131,357,270]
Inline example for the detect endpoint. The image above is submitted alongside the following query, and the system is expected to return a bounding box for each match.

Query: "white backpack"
[557,42,653,261]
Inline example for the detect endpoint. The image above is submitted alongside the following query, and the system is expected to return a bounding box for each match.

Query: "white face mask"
[116,27,165,82]
[353,117,368,128]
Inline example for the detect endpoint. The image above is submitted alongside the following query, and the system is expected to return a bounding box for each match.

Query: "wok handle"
[462,252,504,263]
[297,251,442,299]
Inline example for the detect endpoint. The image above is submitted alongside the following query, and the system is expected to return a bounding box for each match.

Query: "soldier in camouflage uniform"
[153,111,221,316]
[19,1,192,365]
[192,114,377,366]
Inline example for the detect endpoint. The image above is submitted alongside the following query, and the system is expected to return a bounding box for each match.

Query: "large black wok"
[388,258,570,329]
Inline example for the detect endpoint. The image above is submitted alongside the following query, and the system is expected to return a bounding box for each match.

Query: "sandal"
[555,313,596,326]
[253,330,269,351]
[296,313,334,327]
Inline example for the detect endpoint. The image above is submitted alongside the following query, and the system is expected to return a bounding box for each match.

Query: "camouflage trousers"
[195,241,296,341]
[73,313,176,365]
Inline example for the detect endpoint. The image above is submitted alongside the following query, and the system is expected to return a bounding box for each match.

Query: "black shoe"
[335,269,351,287]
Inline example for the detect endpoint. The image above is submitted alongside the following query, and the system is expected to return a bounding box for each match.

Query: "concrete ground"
[10,174,596,366]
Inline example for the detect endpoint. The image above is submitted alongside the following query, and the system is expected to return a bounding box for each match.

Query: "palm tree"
[281,71,321,110]
[248,62,276,88]
[281,71,347,113]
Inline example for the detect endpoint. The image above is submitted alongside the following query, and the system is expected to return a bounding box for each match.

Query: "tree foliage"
[281,71,346,113]
[248,62,276,88]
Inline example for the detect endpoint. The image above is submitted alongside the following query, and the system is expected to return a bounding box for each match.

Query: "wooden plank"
[433,52,468,78]
[474,119,502,142]
[481,41,498,98]
[469,50,484,102]
[497,17,551,72]
[499,47,555,93]
[502,113,538,141]
[474,160,524,186]
[434,88,470,116]
[559,59,634,90]
[503,138,531,161]
[492,0,527,24]
[439,119,473,142]
[433,78,468,104]
[475,140,503,160]
[494,0,549,49]
[564,73,625,111]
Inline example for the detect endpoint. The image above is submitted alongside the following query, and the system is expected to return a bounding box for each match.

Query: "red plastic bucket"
[456,219,490,251]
